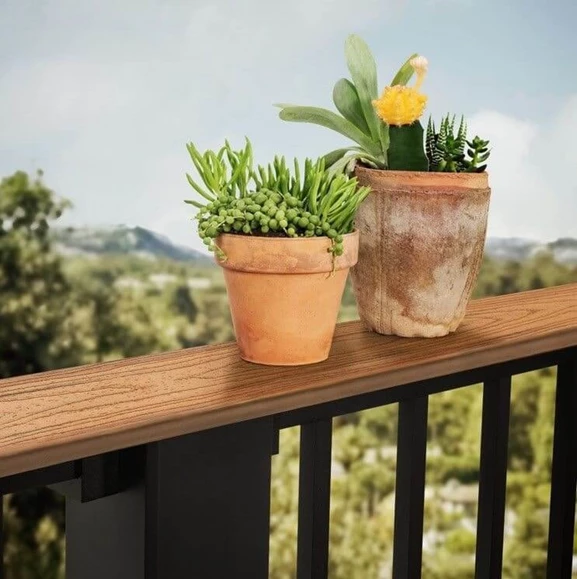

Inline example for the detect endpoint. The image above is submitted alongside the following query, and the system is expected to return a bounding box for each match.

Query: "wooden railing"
[0,283,576,579]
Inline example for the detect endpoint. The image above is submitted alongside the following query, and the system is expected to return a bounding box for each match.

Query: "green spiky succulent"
[275,35,422,173]
[184,139,370,261]
[426,114,491,172]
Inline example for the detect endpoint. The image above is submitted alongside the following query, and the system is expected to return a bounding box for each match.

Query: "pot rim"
[214,230,359,274]
[355,165,489,181]
[355,166,490,178]
[354,166,490,193]
[216,229,359,243]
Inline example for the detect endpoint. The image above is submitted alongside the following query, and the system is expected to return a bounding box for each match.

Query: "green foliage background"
[1,171,577,578]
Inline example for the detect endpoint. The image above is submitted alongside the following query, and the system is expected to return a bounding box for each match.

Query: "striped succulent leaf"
[426,113,491,172]
[426,117,438,169]
[457,116,467,155]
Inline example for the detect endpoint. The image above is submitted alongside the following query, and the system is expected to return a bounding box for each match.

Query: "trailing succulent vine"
[276,34,491,174]
[426,115,491,172]
[184,139,370,261]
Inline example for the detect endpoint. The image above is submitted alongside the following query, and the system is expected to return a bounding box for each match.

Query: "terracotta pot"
[216,231,359,365]
[352,167,491,338]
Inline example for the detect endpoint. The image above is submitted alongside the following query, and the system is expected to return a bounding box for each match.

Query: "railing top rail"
[0,283,576,478]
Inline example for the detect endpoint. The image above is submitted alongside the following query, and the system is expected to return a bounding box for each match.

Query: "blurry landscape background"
[1,170,577,578]
[1,0,576,575]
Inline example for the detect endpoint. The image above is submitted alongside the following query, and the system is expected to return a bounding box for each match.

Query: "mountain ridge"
[53,225,577,265]
[53,225,212,263]
[484,236,577,264]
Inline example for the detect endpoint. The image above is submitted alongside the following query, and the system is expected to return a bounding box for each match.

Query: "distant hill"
[53,225,212,264]
[484,237,577,265]
[53,225,577,266]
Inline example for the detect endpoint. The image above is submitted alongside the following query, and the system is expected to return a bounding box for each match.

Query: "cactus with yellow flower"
[276,35,490,174]
[276,34,493,340]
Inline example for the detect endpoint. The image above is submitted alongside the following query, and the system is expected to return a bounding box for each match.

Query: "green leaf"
[272,102,301,109]
[278,106,382,157]
[327,151,383,176]
[390,53,419,86]
[184,199,205,209]
[185,172,215,202]
[344,35,383,148]
[333,78,371,136]
[322,148,350,168]
[327,153,357,177]
[388,122,429,171]
[378,124,390,166]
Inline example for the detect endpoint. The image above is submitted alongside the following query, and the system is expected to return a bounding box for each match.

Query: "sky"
[1,0,576,254]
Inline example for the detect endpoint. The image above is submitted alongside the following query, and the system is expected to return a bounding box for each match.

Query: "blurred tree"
[504,481,550,579]
[0,170,73,579]
[169,284,198,323]
[269,427,300,579]
[508,373,542,472]
[0,170,79,377]
[2,496,64,579]
[70,267,163,363]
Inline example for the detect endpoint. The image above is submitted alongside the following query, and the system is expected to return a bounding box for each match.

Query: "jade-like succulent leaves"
[426,115,491,173]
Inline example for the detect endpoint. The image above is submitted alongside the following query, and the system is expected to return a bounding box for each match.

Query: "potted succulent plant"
[276,36,492,338]
[184,138,370,365]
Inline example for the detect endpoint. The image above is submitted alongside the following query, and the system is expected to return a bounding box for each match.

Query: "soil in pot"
[216,231,359,365]
[352,167,491,338]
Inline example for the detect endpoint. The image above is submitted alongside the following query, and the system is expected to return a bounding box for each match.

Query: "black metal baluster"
[65,417,275,579]
[297,419,333,579]
[546,353,577,579]
[392,396,429,579]
[474,376,512,579]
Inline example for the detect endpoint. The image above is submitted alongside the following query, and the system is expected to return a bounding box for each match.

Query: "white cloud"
[0,0,404,250]
[426,0,473,6]
[467,98,577,240]
[0,61,135,143]
[0,0,575,250]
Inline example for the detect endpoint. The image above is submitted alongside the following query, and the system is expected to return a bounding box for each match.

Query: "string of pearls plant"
[184,139,370,262]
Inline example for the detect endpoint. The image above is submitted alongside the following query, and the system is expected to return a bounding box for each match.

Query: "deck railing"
[0,283,576,579]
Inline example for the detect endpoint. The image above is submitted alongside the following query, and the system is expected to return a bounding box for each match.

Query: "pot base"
[361,318,454,338]
[239,353,329,366]
[359,306,463,338]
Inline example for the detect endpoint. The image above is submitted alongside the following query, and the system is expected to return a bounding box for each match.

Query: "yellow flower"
[372,55,428,126]
[372,86,427,126]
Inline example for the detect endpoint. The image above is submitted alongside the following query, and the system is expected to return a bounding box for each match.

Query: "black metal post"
[546,353,577,579]
[65,417,275,579]
[0,462,78,495]
[296,419,333,579]
[392,396,428,579]
[475,376,512,579]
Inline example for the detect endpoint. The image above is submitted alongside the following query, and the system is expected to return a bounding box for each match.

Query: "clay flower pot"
[216,231,359,365]
[352,167,491,337]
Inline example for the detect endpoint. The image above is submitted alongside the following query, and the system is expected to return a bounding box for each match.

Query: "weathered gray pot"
[351,167,491,338]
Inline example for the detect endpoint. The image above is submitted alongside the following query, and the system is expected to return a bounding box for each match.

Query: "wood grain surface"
[1,283,576,478]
